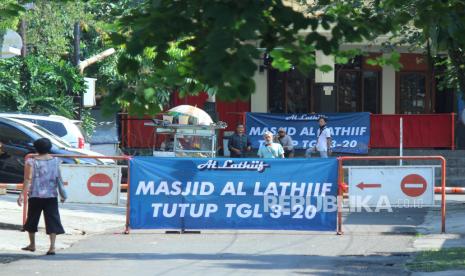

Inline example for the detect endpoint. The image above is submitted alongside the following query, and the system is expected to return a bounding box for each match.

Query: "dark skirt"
[24,197,65,235]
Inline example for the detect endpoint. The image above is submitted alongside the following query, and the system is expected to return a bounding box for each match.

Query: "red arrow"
[357,182,382,190]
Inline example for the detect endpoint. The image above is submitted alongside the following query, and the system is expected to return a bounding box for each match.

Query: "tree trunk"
[448,48,465,101]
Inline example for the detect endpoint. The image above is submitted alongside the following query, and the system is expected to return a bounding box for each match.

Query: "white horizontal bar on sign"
[404,183,425,188]
[90,182,111,188]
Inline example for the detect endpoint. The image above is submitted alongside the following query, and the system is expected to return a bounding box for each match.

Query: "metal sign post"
[400,117,403,166]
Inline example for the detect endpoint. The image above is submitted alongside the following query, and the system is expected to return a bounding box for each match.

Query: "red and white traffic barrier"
[1,183,128,190]
[5,183,465,194]
[435,187,465,194]
[0,183,23,190]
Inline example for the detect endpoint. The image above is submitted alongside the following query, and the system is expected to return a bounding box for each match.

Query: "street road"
[0,207,428,276]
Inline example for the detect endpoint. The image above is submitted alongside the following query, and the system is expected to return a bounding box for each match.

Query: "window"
[336,70,381,113]
[0,123,32,146]
[267,55,380,113]
[363,71,381,114]
[397,72,428,114]
[268,69,312,113]
[337,71,360,112]
[268,69,285,113]
[35,120,68,137]
[336,56,381,113]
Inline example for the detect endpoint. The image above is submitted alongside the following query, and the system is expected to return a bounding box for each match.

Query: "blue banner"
[130,157,338,231]
[246,112,370,154]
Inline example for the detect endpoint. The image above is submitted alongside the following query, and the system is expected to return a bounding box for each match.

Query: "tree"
[0,1,23,31]
[385,0,465,98]
[113,0,399,115]
[0,55,85,117]
[24,1,91,60]
[5,0,464,117]
[312,0,465,100]
[0,1,91,132]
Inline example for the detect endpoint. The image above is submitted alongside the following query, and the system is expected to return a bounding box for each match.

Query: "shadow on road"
[1,252,411,275]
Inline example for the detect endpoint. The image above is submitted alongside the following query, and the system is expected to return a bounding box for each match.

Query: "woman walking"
[17,138,66,255]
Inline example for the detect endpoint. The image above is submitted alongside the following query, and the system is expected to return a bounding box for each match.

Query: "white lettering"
[151,203,162,217]
[136,181,154,195]
[155,181,170,195]
[205,204,218,217]
[199,182,214,195]
[221,182,236,195]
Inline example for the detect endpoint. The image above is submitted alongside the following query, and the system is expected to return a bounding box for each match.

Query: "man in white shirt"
[311,116,332,158]
[258,131,285,158]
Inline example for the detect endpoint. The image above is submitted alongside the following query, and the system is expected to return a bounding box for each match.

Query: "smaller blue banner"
[246,112,370,154]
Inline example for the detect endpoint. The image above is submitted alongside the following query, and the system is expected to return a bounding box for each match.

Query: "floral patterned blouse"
[27,158,62,198]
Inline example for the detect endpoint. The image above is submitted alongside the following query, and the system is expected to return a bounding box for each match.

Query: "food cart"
[144,105,227,157]
[145,121,226,157]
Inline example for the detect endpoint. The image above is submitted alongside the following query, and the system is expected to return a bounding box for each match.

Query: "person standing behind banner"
[275,128,294,158]
[228,124,251,158]
[258,131,285,158]
[312,116,332,158]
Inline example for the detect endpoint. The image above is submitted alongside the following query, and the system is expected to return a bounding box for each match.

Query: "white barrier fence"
[60,164,122,205]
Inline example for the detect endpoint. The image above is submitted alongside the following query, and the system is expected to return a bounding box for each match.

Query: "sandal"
[21,246,36,252]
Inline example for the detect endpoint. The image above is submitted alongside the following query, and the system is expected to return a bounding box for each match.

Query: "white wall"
[315,51,335,83]
[251,67,268,112]
[382,65,396,114]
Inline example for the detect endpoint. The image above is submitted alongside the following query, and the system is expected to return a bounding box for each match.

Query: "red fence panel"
[370,114,454,149]
[121,115,157,148]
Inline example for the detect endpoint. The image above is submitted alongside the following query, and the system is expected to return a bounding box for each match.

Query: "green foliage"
[3,0,465,119]
[80,108,96,137]
[0,55,85,118]
[380,0,465,96]
[101,40,209,117]
[435,57,459,91]
[25,0,91,60]
[406,247,465,272]
[113,0,397,113]
[313,0,465,99]
[0,1,23,31]
[366,52,403,71]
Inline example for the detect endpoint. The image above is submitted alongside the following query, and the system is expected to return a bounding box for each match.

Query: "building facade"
[251,52,456,115]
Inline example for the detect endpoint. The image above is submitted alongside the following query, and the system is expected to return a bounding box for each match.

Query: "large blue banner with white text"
[246,112,370,154]
[130,157,338,231]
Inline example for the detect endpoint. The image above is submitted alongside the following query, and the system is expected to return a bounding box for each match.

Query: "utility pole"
[73,21,82,119]
[19,18,30,96]
[19,3,35,97]
[20,19,26,57]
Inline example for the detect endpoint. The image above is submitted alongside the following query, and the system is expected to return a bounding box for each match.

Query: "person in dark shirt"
[228,124,251,158]
[274,128,295,158]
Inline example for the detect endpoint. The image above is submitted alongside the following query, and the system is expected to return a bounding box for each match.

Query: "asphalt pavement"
[1,194,464,275]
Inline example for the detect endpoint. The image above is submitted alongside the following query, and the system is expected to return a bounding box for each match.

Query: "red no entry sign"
[401,174,427,197]
[87,173,113,196]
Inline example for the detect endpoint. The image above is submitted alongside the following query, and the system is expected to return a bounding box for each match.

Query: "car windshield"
[22,123,72,149]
